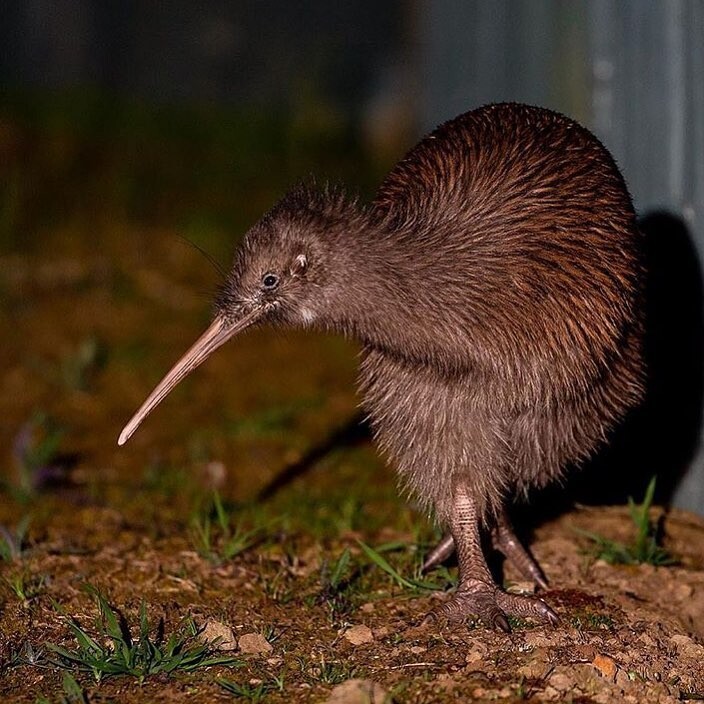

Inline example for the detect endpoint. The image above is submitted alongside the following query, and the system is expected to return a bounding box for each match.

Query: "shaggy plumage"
[122,103,645,628]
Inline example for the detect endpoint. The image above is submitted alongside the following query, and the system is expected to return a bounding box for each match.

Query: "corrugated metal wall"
[420,0,704,512]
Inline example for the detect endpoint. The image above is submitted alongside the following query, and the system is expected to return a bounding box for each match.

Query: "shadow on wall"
[536,211,704,514]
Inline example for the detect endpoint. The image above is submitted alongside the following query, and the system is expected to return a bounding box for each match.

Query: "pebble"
[673,583,694,600]
[592,654,618,681]
[548,672,572,691]
[517,654,548,679]
[343,624,374,646]
[542,685,561,700]
[325,679,387,704]
[238,632,273,654]
[670,634,704,658]
[465,642,488,664]
[198,620,237,651]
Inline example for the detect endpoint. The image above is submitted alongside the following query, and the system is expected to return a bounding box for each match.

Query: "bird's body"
[120,103,645,628]
[359,103,644,523]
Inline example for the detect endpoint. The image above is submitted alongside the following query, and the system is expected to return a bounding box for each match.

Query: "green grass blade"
[330,548,351,589]
[357,539,437,591]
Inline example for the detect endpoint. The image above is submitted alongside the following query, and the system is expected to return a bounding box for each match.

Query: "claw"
[428,582,559,631]
[493,613,511,633]
[540,601,560,626]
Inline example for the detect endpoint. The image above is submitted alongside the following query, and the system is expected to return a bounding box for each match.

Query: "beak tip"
[115,314,247,451]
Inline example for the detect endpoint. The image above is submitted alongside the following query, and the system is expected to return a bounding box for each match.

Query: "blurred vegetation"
[576,477,677,566]
[0,88,384,257]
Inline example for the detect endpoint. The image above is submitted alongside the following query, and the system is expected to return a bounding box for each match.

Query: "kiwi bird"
[118,103,645,630]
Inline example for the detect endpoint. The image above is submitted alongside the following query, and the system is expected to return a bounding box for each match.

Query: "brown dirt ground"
[2,211,704,704]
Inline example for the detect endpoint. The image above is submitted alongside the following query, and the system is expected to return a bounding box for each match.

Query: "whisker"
[175,234,228,280]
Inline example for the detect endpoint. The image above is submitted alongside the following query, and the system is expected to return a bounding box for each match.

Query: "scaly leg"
[428,480,558,630]
[422,509,549,591]
[492,507,549,590]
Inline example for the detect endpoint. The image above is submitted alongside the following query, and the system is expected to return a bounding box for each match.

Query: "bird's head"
[118,183,358,446]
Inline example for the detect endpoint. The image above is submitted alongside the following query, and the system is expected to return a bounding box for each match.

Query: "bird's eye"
[262,273,279,290]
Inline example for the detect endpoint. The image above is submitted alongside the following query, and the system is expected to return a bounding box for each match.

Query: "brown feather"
[217,102,645,524]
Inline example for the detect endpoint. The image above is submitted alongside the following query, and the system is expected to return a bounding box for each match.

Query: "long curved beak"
[118,309,261,446]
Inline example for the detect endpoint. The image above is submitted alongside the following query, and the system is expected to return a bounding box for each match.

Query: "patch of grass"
[261,624,284,645]
[335,496,364,535]
[327,547,352,593]
[59,336,107,392]
[222,397,323,441]
[506,615,531,631]
[0,516,31,562]
[216,672,285,702]
[318,547,357,622]
[46,586,239,683]
[35,672,88,704]
[259,566,296,605]
[0,641,44,676]
[356,540,446,593]
[297,655,358,685]
[10,413,65,500]
[142,459,191,499]
[189,492,267,565]
[5,570,47,605]
[571,611,615,631]
[576,477,677,566]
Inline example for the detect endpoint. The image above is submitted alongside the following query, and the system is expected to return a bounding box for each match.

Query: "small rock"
[465,641,488,664]
[592,654,618,681]
[325,679,387,704]
[542,685,561,701]
[673,583,694,600]
[200,460,226,489]
[199,620,237,651]
[343,624,374,646]
[638,633,655,647]
[360,602,375,613]
[670,634,704,658]
[615,669,632,687]
[409,645,426,654]
[517,652,548,679]
[238,632,273,654]
[548,672,572,691]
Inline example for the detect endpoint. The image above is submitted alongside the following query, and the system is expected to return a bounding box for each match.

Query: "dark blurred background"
[2,1,703,514]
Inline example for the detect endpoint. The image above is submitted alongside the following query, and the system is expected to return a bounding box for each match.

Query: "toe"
[492,612,511,633]
[495,591,559,626]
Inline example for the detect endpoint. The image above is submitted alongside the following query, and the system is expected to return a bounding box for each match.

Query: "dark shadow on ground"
[256,412,369,501]
[521,210,704,525]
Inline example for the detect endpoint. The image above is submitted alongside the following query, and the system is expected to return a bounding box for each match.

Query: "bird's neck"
[319,217,473,371]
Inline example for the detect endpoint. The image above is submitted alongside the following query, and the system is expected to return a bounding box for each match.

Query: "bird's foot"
[422,529,550,592]
[426,579,559,632]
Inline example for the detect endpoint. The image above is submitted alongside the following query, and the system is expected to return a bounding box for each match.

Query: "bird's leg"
[421,533,455,572]
[422,510,549,591]
[428,480,558,630]
[491,506,549,590]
